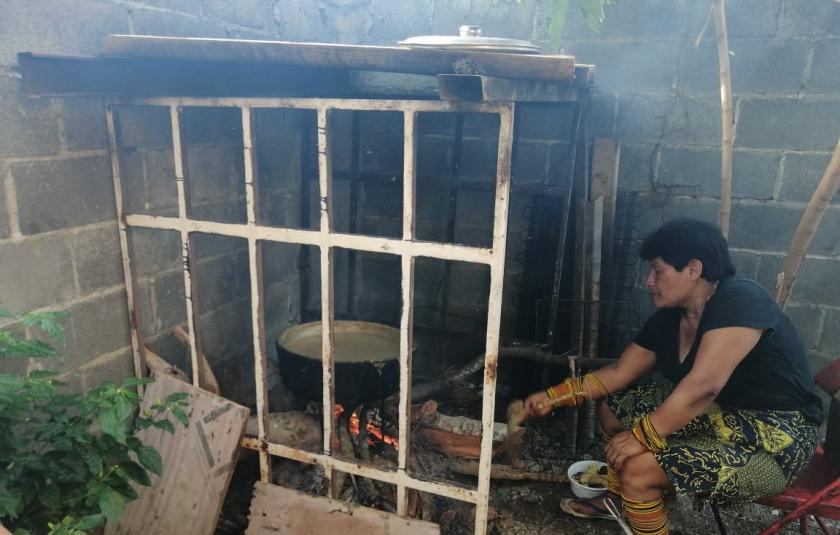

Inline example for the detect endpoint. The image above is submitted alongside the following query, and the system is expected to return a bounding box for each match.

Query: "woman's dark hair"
[639,218,736,282]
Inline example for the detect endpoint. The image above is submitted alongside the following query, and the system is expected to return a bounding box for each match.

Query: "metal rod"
[317,107,338,497]
[474,103,515,535]
[124,214,496,265]
[170,105,202,388]
[396,110,417,517]
[240,437,480,504]
[105,104,147,392]
[242,106,272,482]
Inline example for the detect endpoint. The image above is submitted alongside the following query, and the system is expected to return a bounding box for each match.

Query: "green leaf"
[28,370,59,380]
[165,392,189,404]
[38,483,61,510]
[137,445,163,476]
[73,513,106,531]
[120,377,153,388]
[548,0,569,46]
[99,409,127,444]
[98,489,126,524]
[114,395,134,422]
[85,452,104,475]
[152,419,175,434]
[0,482,20,517]
[126,436,144,452]
[172,408,189,427]
[118,461,152,487]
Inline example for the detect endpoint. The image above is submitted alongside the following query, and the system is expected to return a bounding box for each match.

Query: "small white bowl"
[567,460,608,499]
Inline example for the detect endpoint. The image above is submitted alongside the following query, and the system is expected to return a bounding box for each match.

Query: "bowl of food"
[567,460,609,498]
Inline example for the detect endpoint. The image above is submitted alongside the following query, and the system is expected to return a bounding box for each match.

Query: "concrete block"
[414,257,445,308]
[361,178,403,220]
[809,40,840,93]
[185,144,243,204]
[117,106,172,149]
[196,251,249,311]
[272,0,333,43]
[0,76,60,158]
[756,255,840,306]
[0,182,10,239]
[61,97,108,151]
[680,39,809,94]
[73,223,123,294]
[414,186,449,227]
[357,252,401,301]
[657,147,778,200]
[587,93,618,140]
[182,106,243,145]
[819,308,840,355]
[461,113,500,140]
[0,0,128,67]
[193,232,247,261]
[191,198,247,224]
[453,222,492,249]
[365,0,434,44]
[152,270,187,333]
[662,196,719,224]
[131,9,227,38]
[617,143,655,193]
[725,0,783,37]
[65,291,130,370]
[779,0,840,37]
[729,250,760,279]
[13,156,115,235]
[357,215,401,239]
[130,0,202,15]
[144,148,180,213]
[547,141,573,187]
[517,105,575,142]
[0,236,76,310]
[562,0,700,41]
[737,98,840,151]
[564,41,677,94]
[730,203,840,254]
[785,304,823,351]
[418,112,457,137]
[454,189,495,228]
[631,193,669,234]
[512,141,549,185]
[779,152,839,204]
[81,348,134,390]
[617,95,721,146]
[259,189,303,229]
[119,151,146,214]
[446,262,490,314]
[262,241,302,287]
[129,227,181,278]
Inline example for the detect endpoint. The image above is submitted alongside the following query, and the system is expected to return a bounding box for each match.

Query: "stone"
[809,40,840,94]
[73,223,123,294]
[0,0,128,67]
[779,152,839,204]
[564,41,677,94]
[0,75,61,158]
[65,290,130,370]
[0,235,76,311]
[730,202,840,255]
[12,156,115,235]
[657,148,779,200]
[61,97,108,151]
[737,98,840,151]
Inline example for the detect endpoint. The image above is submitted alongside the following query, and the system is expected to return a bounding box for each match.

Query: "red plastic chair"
[755,358,840,535]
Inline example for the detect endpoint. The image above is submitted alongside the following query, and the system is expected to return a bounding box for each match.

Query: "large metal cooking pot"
[276,321,400,404]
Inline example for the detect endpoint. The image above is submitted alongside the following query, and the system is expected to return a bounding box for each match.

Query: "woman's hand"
[605,431,648,471]
[524,390,553,418]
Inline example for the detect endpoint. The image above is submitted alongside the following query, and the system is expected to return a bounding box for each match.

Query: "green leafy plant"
[0,308,188,535]
[517,0,616,45]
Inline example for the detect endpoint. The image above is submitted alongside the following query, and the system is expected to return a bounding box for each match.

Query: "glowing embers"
[335,404,399,450]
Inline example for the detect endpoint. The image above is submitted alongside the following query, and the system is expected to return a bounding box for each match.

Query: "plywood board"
[245,482,440,535]
[105,372,250,535]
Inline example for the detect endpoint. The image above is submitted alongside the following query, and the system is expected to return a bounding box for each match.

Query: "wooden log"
[143,345,190,383]
[713,0,734,238]
[448,461,568,483]
[775,139,840,308]
[415,428,506,460]
[244,411,322,451]
[172,324,221,395]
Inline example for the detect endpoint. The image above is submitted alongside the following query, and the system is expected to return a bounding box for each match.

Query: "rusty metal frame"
[106,95,514,535]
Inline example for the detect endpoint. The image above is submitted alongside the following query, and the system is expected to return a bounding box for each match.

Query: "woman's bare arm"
[649,326,762,437]
[587,342,658,398]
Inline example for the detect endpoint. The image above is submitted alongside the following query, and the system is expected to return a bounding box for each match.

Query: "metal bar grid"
[108,96,514,535]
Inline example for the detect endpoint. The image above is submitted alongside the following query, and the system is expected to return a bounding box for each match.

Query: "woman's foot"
[559,493,620,521]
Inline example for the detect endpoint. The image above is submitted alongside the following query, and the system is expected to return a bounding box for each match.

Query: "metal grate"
[106,96,515,535]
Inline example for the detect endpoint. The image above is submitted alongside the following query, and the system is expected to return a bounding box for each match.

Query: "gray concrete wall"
[1,0,838,391]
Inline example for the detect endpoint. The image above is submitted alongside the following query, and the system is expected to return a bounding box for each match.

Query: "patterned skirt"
[605,383,819,505]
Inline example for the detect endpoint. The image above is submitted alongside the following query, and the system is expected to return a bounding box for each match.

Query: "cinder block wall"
[1,0,838,391]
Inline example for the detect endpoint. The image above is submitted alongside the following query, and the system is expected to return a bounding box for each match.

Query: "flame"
[349,407,399,449]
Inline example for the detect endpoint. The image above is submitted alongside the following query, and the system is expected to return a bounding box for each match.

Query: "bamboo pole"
[713,0,734,238]
[775,140,840,308]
